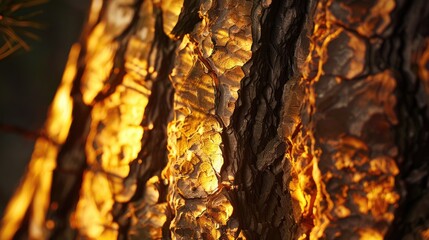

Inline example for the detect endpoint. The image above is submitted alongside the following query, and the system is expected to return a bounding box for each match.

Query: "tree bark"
[1,0,429,239]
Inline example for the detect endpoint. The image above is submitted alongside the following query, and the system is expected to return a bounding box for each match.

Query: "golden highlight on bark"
[0,43,77,239]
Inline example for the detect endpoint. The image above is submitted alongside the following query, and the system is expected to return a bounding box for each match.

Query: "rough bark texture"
[1,0,429,239]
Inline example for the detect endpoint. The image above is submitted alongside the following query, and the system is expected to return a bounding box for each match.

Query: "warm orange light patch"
[289,0,401,239]
[75,1,158,238]
[75,171,118,239]
[0,42,78,240]
[81,23,117,105]
[163,1,253,237]
[359,228,384,240]
[160,0,184,38]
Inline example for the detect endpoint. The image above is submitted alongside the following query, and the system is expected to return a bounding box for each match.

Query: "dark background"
[0,0,90,215]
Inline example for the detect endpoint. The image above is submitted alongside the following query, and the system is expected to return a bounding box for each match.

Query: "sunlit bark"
[1,0,429,239]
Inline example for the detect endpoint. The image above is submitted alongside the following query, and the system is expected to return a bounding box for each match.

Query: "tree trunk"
[1,0,429,239]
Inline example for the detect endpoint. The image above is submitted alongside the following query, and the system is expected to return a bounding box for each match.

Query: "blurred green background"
[0,0,90,215]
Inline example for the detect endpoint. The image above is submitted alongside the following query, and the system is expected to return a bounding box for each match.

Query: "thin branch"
[0,123,57,145]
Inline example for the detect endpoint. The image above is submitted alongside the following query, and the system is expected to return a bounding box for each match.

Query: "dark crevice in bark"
[386,0,429,238]
[47,102,92,240]
[46,43,92,239]
[227,0,309,238]
[112,6,176,239]
[93,0,145,104]
[45,1,148,238]
[171,0,202,38]
[93,0,144,104]
[114,0,146,41]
